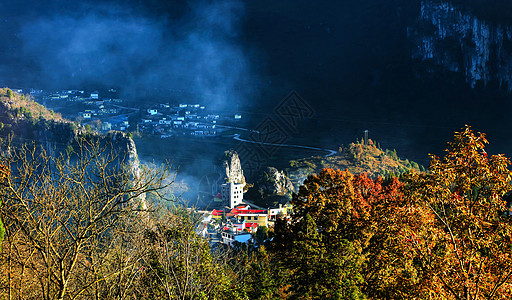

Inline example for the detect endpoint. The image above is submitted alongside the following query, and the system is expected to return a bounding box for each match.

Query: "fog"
[5,0,258,112]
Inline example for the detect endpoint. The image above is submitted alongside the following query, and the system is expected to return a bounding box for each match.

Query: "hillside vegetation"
[0,91,511,298]
[288,138,423,187]
[0,88,76,145]
[0,88,63,122]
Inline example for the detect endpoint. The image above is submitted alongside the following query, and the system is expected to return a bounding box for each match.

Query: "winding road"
[232,134,337,157]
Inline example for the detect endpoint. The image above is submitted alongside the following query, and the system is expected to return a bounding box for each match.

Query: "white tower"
[221,182,244,208]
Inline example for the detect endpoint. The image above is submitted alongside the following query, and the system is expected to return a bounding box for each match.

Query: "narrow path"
[216,124,259,133]
[110,104,140,113]
[232,134,337,157]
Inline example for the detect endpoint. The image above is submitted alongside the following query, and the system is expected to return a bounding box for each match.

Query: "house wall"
[237,214,268,227]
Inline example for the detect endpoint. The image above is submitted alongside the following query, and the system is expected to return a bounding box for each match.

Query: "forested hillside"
[0,89,512,299]
[0,88,75,145]
[288,139,424,188]
[270,126,512,299]
[0,90,511,298]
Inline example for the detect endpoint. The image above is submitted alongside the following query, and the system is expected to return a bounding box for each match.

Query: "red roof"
[245,222,258,228]
[212,209,224,216]
[231,208,267,215]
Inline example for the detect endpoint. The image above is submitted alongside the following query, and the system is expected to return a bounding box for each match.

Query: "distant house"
[225,220,259,234]
[147,108,158,115]
[221,231,252,246]
[233,221,258,233]
[211,209,224,220]
[192,130,217,136]
[197,123,215,130]
[268,204,289,223]
[107,115,129,131]
[231,208,269,227]
[82,111,92,119]
[90,92,99,99]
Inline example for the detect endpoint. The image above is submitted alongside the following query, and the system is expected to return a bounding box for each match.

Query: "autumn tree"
[363,172,435,299]
[402,126,512,299]
[272,169,394,299]
[270,168,438,299]
[5,89,13,99]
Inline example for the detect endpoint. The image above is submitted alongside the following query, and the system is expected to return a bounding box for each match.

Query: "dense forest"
[0,89,511,299]
[3,0,512,298]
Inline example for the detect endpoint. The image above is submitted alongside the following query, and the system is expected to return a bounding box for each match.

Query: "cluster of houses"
[33,89,122,105]
[197,180,291,247]
[65,90,130,132]
[27,89,130,131]
[26,88,244,136]
[140,103,241,138]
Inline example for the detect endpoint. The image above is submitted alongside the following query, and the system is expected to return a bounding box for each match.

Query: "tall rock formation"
[223,150,246,185]
[408,0,512,91]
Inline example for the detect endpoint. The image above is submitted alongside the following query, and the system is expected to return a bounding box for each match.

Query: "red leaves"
[279,126,512,299]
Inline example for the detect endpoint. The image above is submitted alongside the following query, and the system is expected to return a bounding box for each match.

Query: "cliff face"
[106,131,146,208]
[0,89,145,206]
[409,1,512,90]
[107,131,139,167]
[259,167,295,196]
[244,167,294,208]
[223,150,246,185]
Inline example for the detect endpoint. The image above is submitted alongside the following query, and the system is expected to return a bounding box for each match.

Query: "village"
[192,149,293,248]
[196,179,291,248]
[18,88,290,249]
[22,88,243,137]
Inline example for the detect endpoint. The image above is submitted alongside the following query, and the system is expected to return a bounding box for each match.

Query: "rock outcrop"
[258,167,295,196]
[223,150,246,185]
[244,167,294,208]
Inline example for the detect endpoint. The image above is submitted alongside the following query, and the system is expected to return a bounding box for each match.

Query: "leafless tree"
[0,136,173,300]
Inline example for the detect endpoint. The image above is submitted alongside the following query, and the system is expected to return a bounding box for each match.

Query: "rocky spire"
[223,150,246,186]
